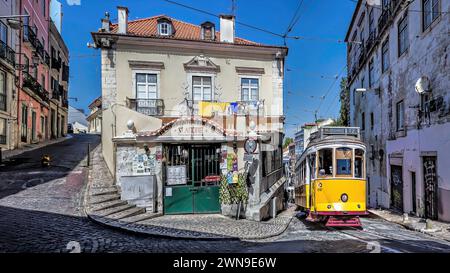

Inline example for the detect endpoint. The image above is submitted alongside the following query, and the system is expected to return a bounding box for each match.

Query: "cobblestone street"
[1,134,450,253]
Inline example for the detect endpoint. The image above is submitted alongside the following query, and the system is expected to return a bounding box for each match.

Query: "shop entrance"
[163,144,221,214]
[390,165,404,212]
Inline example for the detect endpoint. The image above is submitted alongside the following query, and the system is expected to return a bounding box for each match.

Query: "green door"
[193,186,220,213]
[163,144,221,214]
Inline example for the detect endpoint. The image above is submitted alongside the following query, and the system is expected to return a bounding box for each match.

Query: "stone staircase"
[87,185,159,223]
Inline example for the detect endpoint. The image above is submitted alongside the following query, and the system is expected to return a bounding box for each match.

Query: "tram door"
[423,156,438,220]
[390,165,404,212]
[163,144,221,214]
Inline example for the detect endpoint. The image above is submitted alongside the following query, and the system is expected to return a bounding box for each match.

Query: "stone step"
[94,204,136,217]
[89,194,120,205]
[107,207,146,220]
[90,187,118,196]
[90,199,128,212]
[118,212,162,223]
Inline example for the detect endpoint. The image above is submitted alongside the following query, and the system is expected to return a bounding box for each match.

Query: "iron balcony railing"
[0,93,6,112]
[378,0,404,35]
[0,40,16,67]
[62,64,70,82]
[23,25,38,50]
[22,72,49,103]
[62,99,68,108]
[127,98,164,116]
[51,57,61,70]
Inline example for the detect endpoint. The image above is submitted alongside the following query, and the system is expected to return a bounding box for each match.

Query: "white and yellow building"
[91,7,288,220]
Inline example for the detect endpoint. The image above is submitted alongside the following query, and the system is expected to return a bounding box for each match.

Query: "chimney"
[219,15,235,43]
[117,6,129,34]
[101,12,110,32]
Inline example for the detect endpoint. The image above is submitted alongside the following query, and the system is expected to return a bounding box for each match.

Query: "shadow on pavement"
[0,134,100,200]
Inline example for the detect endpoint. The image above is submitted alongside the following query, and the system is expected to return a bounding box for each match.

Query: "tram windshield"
[336,147,352,177]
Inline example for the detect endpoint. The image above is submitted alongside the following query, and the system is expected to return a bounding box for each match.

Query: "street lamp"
[0,14,30,30]
[355,87,381,92]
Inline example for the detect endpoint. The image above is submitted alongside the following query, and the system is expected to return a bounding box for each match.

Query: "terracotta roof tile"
[110,15,260,46]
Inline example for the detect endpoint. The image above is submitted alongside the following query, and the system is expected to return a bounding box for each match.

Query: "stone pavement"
[369,208,450,242]
[85,145,295,240]
[1,135,73,161]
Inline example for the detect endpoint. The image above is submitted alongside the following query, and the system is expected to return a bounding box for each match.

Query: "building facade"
[92,7,288,221]
[346,0,450,221]
[87,96,102,134]
[294,119,334,159]
[0,0,19,150]
[48,17,69,139]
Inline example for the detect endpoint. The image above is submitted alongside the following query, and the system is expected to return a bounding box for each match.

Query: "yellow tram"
[294,127,367,227]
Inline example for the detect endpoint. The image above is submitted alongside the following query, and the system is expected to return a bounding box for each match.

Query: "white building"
[91,7,288,221]
[346,0,450,221]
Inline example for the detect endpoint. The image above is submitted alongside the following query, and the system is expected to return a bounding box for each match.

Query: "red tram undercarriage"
[306,211,369,227]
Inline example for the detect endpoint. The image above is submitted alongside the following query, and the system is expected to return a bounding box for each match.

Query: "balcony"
[366,30,377,53]
[378,0,404,36]
[357,46,366,68]
[44,51,51,67]
[0,40,16,67]
[22,72,49,103]
[62,64,70,82]
[62,99,68,108]
[23,25,37,48]
[51,57,61,70]
[126,98,164,116]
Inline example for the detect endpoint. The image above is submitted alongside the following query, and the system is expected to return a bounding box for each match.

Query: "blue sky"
[61,0,356,137]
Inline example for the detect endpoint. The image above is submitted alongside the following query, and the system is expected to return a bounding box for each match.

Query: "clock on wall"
[244,138,257,154]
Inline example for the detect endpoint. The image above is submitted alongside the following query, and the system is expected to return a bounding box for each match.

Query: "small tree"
[338,77,350,126]
[283,137,293,149]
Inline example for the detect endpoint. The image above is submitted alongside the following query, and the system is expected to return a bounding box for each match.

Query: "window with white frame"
[423,0,440,30]
[192,76,212,101]
[158,22,172,36]
[136,73,158,99]
[241,78,259,101]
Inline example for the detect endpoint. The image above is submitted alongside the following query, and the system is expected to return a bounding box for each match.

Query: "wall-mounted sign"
[166,165,187,185]
[244,138,258,154]
[132,153,157,175]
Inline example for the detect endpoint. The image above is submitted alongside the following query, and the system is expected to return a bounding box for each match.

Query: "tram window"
[308,154,316,179]
[355,149,365,178]
[318,149,333,177]
[336,148,353,176]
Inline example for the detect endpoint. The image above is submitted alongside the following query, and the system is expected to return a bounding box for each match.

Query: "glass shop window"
[318,149,333,177]
[355,149,365,178]
[336,147,353,177]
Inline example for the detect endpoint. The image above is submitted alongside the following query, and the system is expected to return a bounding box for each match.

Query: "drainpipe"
[16,0,23,149]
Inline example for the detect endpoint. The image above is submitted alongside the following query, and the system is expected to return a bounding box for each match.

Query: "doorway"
[423,156,438,220]
[411,171,416,214]
[163,143,222,214]
[390,165,403,212]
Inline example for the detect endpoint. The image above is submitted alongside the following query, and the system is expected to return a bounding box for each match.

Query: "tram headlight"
[341,193,349,203]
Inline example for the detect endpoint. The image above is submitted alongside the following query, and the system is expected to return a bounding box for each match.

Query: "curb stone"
[368,210,450,243]
[83,146,294,241]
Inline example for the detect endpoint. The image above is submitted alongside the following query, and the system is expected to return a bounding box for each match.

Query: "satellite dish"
[415,76,431,94]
